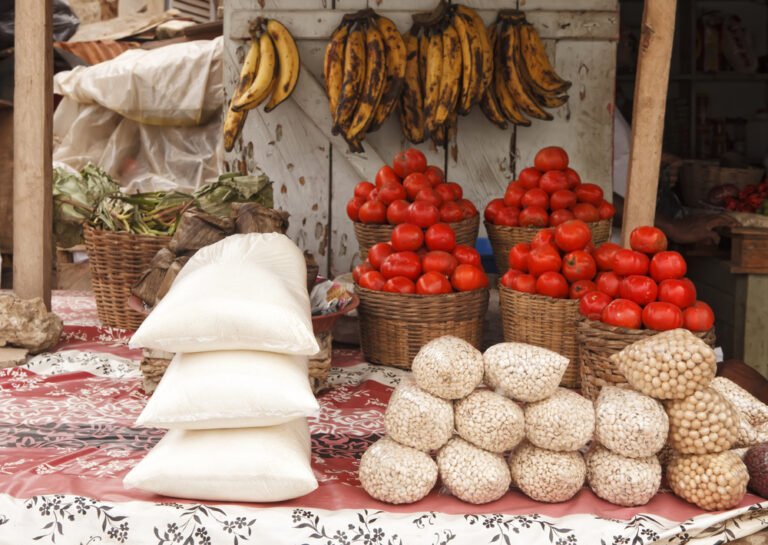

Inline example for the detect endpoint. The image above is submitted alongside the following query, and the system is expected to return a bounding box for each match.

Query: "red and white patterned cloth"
[0,291,765,544]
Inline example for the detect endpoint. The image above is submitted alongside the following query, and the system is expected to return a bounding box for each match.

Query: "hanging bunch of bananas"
[480,10,571,129]
[324,9,406,153]
[224,17,300,152]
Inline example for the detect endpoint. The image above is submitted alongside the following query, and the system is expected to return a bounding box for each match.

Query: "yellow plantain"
[324,23,349,120]
[490,23,531,126]
[499,21,552,121]
[517,21,571,94]
[451,11,480,115]
[445,109,457,143]
[231,37,259,105]
[418,29,429,96]
[423,29,444,134]
[333,22,366,136]
[479,88,508,130]
[432,23,461,130]
[368,15,407,133]
[223,108,248,152]
[455,5,493,102]
[431,122,446,148]
[398,29,425,144]
[346,22,387,142]
[264,18,300,112]
[232,31,276,111]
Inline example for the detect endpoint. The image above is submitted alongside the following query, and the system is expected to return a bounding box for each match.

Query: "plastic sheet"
[0,0,80,49]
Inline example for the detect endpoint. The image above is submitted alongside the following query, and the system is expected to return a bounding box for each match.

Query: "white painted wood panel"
[521,0,617,10]
[227,0,366,10]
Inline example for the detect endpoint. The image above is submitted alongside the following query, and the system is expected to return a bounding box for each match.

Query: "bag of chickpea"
[666,451,748,511]
[665,387,740,454]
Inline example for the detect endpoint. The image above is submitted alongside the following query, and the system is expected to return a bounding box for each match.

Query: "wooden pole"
[13,0,53,308]
[621,0,677,247]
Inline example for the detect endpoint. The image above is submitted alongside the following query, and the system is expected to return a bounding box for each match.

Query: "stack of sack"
[124,233,321,502]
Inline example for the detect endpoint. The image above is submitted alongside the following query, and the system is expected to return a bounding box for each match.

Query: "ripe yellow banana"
[368,16,406,132]
[517,21,571,95]
[264,18,300,113]
[223,108,247,152]
[324,23,348,120]
[451,12,479,115]
[398,29,425,144]
[232,31,276,111]
[455,5,492,103]
[346,22,387,141]
[423,29,443,134]
[490,23,531,126]
[231,38,259,105]
[499,21,552,121]
[432,23,461,130]
[333,22,365,136]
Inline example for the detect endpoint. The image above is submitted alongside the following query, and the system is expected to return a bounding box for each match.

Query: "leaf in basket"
[194,173,273,216]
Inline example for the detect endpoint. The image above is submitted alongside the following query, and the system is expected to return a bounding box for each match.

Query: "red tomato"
[358,200,387,224]
[564,167,581,188]
[386,199,410,224]
[570,279,597,299]
[658,278,697,309]
[352,262,374,284]
[509,243,531,272]
[510,273,537,294]
[519,207,549,227]
[554,220,592,252]
[601,299,643,329]
[518,168,542,190]
[367,242,393,270]
[375,165,400,188]
[504,184,526,208]
[383,276,417,294]
[549,209,575,226]
[550,189,577,210]
[407,201,440,228]
[484,199,506,222]
[435,183,457,203]
[649,251,687,282]
[531,228,556,249]
[358,270,386,291]
[393,148,427,178]
[415,188,443,208]
[377,181,408,204]
[391,223,424,251]
[416,271,452,294]
[539,171,569,195]
[534,146,569,171]
[452,245,481,267]
[527,245,562,276]
[368,188,380,201]
[596,271,623,297]
[403,173,432,200]
[354,181,375,199]
[425,165,444,187]
[425,223,456,252]
[598,200,616,220]
[630,226,668,255]
[613,249,650,276]
[381,251,422,280]
[495,207,520,227]
[445,182,463,200]
[571,202,600,223]
[574,183,604,205]
[458,199,477,218]
[439,201,464,223]
[521,188,549,209]
[500,269,522,288]
[593,242,623,270]
[683,301,715,332]
[562,250,597,282]
[584,240,595,254]
[642,302,683,331]
[451,264,487,291]
[536,271,569,298]
[619,275,659,306]
[579,291,612,320]
[347,196,366,221]
[422,250,458,277]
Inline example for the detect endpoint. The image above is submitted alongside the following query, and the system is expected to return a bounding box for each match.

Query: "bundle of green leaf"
[194,173,273,216]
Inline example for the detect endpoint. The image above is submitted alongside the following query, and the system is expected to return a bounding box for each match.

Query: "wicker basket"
[577,319,716,400]
[485,218,612,274]
[354,215,480,260]
[83,223,171,330]
[357,287,489,369]
[498,285,581,388]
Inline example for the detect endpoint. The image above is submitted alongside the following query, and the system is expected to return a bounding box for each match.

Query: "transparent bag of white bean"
[359,436,438,504]
[483,342,569,403]
[594,386,668,458]
[384,377,453,452]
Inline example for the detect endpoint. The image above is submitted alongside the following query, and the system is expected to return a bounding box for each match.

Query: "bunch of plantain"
[481,10,571,129]
[324,9,406,153]
[223,17,300,152]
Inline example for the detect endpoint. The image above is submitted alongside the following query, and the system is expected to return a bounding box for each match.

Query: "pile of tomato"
[484,146,616,228]
[352,222,488,295]
[346,148,478,227]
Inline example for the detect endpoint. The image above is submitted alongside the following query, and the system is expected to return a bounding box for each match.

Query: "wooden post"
[621,0,677,247]
[13,0,53,308]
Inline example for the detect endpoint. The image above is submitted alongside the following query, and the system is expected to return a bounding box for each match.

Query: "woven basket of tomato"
[575,226,716,400]
[484,146,614,274]
[347,148,480,260]
[353,222,489,369]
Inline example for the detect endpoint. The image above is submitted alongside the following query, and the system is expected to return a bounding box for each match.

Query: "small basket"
[485,219,612,274]
[354,215,480,260]
[577,318,716,400]
[357,287,489,369]
[498,285,581,388]
[83,223,170,330]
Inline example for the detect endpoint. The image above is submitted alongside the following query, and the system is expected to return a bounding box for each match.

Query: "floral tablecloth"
[0,291,766,544]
